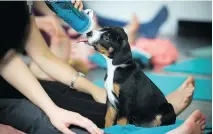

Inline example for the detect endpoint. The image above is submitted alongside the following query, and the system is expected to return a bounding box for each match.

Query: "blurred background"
[85,1,212,36]
[0,1,211,134]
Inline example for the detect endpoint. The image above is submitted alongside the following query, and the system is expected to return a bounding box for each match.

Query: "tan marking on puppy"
[105,105,117,128]
[117,117,128,125]
[154,115,162,127]
[97,44,114,57]
[97,44,109,56]
[113,83,120,97]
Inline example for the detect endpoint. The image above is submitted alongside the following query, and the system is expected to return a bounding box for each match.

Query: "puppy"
[84,27,176,128]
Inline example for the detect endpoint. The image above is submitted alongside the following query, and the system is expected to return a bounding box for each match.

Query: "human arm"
[1,54,102,134]
[1,55,57,116]
[26,15,106,103]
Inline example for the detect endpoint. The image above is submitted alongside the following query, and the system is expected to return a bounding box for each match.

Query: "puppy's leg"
[116,100,133,126]
[117,117,128,125]
[105,105,117,128]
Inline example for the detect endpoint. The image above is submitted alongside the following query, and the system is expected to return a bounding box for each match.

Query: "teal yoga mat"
[190,46,212,58]
[104,121,211,134]
[164,58,212,75]
[94,73,212,101]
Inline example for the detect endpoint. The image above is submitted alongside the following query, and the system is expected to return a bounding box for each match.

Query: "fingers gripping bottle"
[46,1,94,34]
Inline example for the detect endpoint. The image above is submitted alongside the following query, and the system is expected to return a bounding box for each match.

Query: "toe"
[200,119,205,124]
[186,93,193,99]
[186,76,194,85]
[179,76,194,91]
[188,84,195,92]
[201,124,205,130]
[201,114,206,121]
[188,83,195,89]
[183,97,189,103]
[191,110,202,122]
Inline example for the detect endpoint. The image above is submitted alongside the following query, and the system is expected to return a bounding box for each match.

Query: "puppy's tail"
[157,103,176,126]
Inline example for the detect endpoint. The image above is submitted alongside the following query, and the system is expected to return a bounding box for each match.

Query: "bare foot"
[124,14,139,45]
[166,76,195,116]
[166,110,205,134]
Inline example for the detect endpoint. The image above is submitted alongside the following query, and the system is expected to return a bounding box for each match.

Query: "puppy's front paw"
[117,118,128,126]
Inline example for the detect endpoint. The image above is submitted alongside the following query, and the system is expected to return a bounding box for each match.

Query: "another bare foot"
[124,14,139,45]
[166,76,195,116]
[166,110,205,134]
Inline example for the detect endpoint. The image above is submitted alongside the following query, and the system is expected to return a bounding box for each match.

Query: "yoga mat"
[103,119,211,134]
[104,124,179,134]
[190,46,212,58]
[88,50,151,69]
[94,73,212,101]
[164,58,212,75]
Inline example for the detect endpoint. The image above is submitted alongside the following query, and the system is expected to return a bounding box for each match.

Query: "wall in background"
[85,1,212,35]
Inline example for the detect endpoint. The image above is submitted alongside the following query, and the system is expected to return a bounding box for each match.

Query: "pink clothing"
[133,38,179,69]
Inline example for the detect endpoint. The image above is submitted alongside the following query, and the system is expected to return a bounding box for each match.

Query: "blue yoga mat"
[94,73,212,101]
[190,47,212,58]
[104,121,211,134]
[104,123,180,134]
[88,51,151,69]
[164,58,212,75]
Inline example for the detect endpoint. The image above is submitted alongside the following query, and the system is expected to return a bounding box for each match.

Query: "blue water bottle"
[46,1,94,34]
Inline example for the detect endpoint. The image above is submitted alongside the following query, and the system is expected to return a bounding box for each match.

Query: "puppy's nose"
[87,31,93,37]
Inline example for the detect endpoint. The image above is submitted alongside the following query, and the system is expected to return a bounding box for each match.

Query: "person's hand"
[91,87,107,104]
[35,15,70,61]
[35,15,67,37]
[72,0,84,11]
[48,107,104,134]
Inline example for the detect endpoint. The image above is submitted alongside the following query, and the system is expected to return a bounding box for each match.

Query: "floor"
[86,35,212,124]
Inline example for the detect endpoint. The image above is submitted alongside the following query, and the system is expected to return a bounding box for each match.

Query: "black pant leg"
[39,80,107,128]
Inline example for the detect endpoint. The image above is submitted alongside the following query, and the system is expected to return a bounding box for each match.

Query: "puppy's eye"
[103,35,109,41]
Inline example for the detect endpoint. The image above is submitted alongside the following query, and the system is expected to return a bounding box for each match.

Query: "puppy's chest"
[104,59,119,108]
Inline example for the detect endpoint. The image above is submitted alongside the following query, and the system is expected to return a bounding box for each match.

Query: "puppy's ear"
[112,27,128,41]
[112,40,132,65]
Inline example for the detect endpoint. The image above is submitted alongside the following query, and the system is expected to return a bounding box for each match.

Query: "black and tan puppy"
[84,27,176,128]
